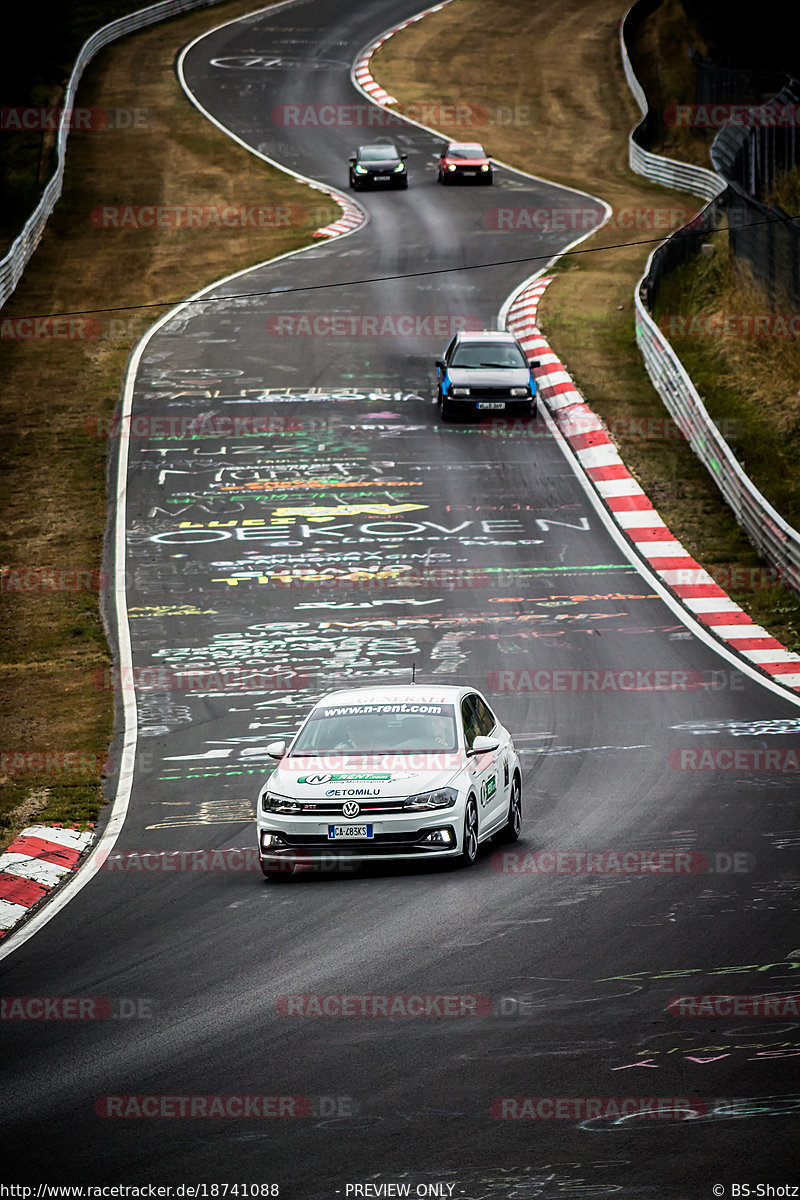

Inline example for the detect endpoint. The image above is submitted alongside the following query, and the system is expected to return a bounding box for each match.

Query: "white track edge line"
[0,0,370,962]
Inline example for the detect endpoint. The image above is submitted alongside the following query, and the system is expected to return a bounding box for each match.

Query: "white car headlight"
[510,386,531,396]
[403,787,458,811]
[450,386,471,397]
[262,790,302,814]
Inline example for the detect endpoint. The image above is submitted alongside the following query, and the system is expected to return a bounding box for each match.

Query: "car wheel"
[496,775,522,843]
[459,798,479,866]
[439,394,455,422]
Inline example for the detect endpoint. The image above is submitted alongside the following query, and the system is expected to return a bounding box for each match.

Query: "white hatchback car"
[256,685,521,877]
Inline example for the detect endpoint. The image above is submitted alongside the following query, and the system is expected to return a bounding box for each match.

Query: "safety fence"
[0,0,226,312]
[711,81,800,309]
[620,0,800,597]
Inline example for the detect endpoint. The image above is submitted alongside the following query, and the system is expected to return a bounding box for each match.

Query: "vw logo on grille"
[342,801,361,818]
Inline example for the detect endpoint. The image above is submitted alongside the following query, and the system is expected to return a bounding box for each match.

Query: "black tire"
[459,798,479,866]
[439,395,456,422]
[496,776,522,843]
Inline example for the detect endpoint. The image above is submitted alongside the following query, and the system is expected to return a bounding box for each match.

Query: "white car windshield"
[290,702,458,754]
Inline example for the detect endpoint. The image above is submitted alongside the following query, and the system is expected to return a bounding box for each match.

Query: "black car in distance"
[349,142,408,189]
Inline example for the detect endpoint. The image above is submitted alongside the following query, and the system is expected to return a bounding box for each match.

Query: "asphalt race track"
[3,1,800,1195]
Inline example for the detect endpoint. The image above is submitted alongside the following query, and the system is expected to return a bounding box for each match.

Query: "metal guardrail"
[635,297,800,591]
[620,0,800,595]
[0,0,224,312]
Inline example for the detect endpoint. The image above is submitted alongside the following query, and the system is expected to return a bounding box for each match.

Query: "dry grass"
[0,0,338,851]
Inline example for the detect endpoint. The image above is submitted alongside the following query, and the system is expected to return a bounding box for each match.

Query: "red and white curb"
[351,2,454,107]
[312,191,364,239]
[0,824,95,937]
[508,275,800,693]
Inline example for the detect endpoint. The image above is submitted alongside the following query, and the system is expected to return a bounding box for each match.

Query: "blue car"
[436,330,539,421]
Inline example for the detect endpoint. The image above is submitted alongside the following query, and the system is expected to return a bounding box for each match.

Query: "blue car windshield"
[451,343,527,368]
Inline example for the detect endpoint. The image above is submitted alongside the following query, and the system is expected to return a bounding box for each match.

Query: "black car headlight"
[403,787,458,811]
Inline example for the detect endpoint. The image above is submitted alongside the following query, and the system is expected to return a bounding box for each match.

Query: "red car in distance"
[437,141,493,185]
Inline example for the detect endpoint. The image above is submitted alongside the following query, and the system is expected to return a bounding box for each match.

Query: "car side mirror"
[469,735,500,755]
[266,740,287,759]
[530,359,541,368]
[349,154,357,162]
[435,358,446,369]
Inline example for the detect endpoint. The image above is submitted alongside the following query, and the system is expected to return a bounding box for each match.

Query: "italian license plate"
[478,402,505,410]
[328,825,373,839]
[373,175,390,182]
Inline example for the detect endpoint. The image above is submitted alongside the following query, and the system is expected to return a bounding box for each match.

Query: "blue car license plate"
[328,825,373,839]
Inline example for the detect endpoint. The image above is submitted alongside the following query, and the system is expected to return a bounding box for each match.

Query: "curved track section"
[3,2,800,1194]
